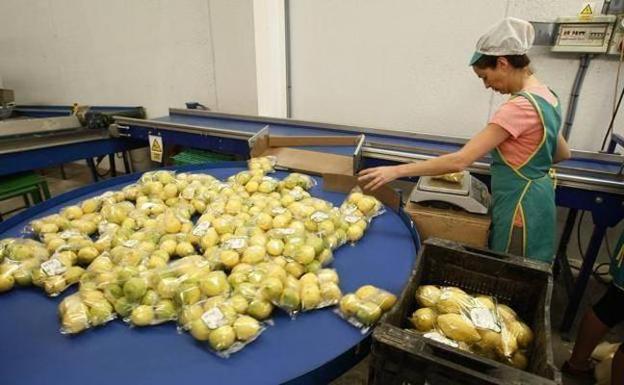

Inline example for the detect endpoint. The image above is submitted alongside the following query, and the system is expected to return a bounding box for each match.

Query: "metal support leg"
[560,223,607,334]
[554,208,578,295]
[109,153,117,177]
[29,189,42,205]
[122,152,131,174]
[60,164,67,180]
[40,182,51,200]
[22,194,30,207]
[86,158,98,182]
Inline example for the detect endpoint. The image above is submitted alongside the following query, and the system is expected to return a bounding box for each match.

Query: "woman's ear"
[496,56,510,70]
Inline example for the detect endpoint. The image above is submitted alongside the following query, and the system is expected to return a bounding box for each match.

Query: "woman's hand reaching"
[358,166,401,191]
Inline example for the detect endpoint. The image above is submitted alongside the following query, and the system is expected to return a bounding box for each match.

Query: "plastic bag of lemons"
[1,159,392,358]
[179,295,270,357]
[432,172,464,183]
[410,285,533,370]
[59,288,116,334]
[336,284,397,333]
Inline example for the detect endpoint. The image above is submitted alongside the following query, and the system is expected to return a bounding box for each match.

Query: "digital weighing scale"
[409,171,491,214]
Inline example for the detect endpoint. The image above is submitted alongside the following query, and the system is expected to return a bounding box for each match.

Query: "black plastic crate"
[369,238,561,385]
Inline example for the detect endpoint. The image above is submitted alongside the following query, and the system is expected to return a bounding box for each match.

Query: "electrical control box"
[552,15,616,53]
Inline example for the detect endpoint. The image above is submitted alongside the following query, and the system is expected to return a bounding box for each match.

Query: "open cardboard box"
[249,126,364,176]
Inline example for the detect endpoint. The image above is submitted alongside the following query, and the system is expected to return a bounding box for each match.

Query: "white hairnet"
[469,17,535,65]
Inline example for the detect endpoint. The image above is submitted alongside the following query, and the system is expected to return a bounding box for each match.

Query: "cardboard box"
[0,89,14,104]
[249,126,364,176]
[404,202,491,247]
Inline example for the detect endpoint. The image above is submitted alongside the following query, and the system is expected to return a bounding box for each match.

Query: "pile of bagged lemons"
[410,285,534,369]
[0,157,396,356]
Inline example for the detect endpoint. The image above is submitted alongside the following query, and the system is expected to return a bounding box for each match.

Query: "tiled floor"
[1,164,622,385]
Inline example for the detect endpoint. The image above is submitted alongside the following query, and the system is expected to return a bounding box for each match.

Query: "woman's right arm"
[358,123,510,190]
[554,133,571,163]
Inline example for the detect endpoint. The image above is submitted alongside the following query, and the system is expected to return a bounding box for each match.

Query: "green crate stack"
[171,149,235,166]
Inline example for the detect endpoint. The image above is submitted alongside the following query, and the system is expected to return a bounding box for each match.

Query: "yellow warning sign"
[148,134,163,163]
[579,2,594,18]
[151,138,162,152]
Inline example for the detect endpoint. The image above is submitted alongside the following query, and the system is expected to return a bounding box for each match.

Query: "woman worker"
[359,17,571,262]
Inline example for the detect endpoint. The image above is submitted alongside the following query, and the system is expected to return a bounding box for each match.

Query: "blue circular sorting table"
[0,163,418,385]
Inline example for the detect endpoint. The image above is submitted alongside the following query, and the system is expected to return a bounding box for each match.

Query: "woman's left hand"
[358,166,400,191]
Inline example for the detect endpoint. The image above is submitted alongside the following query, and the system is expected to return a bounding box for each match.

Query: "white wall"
[1,0,621,151]
[211,0,258,114]
[253,0,288,117]
[0,0,257,117]
[288,0,624,152]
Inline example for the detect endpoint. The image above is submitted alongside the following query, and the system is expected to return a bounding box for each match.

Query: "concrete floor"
[1,164,622,385]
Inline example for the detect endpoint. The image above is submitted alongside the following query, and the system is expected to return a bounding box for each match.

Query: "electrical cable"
[614,41,624,113]
[562,55,592,140]
[600,39,624,151]
[577,210,586,260]
[574,210,611,284]
[600,86,624,151]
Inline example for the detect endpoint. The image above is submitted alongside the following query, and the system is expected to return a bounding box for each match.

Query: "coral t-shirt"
[490,85,557,168]
[489,85,558,227]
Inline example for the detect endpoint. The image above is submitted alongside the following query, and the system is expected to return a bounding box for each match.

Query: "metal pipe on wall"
[562,54,592,140]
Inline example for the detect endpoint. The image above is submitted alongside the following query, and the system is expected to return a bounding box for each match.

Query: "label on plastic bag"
[224,237,246,250]
[59,230,82,239]
[470,307,501,332]
[139,202,157,210]
[271,207,287,215]
[182,187,196,200]
[201,307,228,329]
[98,222,117,234]
[41,259,66,276]
[289,189,304,200]
[423,332,459,348]
[341,203,358,215]
[270,228,295,238]
[192,222,211,236]
[344,215,361,224]
[311,211,329,222]
[123,240,139,248]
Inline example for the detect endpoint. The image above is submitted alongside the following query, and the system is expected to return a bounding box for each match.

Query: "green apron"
[610,231,624,289]
[489,90,561,262]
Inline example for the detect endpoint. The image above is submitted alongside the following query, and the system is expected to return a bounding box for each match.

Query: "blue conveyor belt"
[157,112,621,174]
[0,163,417,385]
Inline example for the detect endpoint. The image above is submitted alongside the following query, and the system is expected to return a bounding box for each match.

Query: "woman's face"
[473,59,512,94]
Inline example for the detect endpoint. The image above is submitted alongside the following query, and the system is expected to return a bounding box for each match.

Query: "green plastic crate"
[0,172,50,220]
[171,149,234,166]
